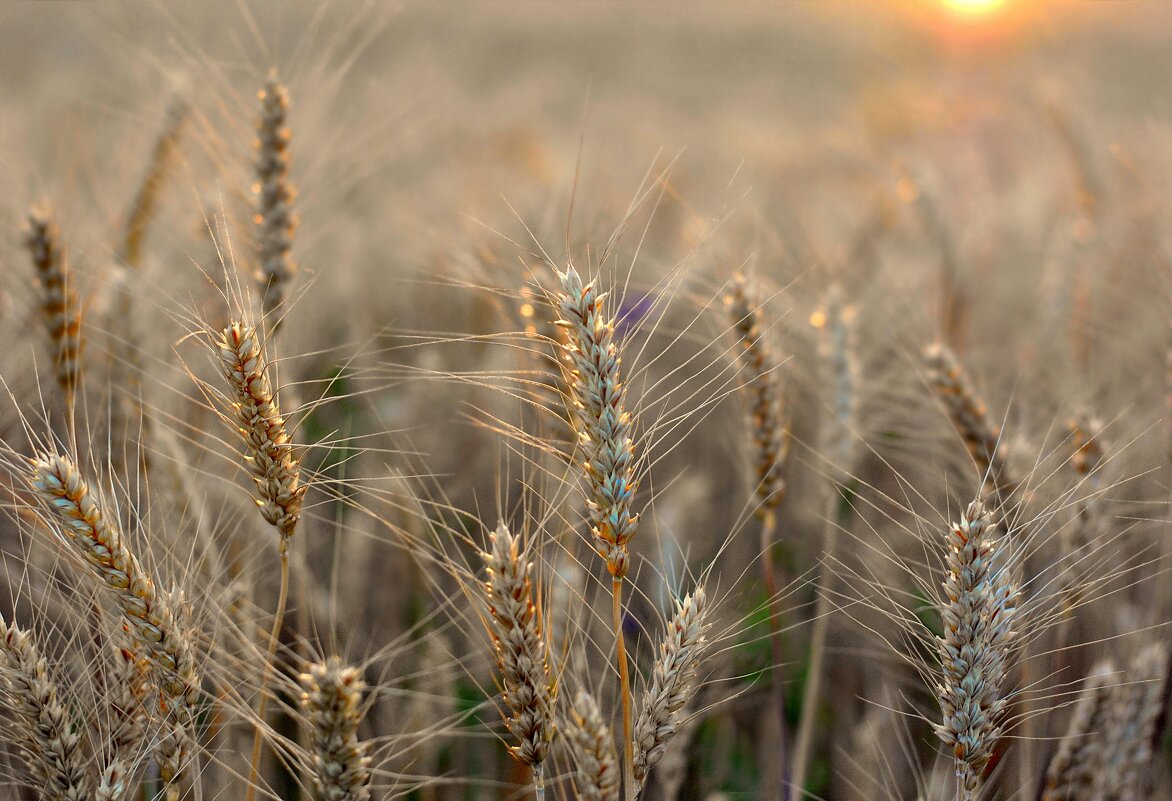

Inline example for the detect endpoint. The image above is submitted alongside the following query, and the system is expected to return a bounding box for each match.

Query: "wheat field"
[0,3,1169,801]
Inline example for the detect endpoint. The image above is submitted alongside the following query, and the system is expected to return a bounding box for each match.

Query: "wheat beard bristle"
[632,587,709,796]
[216,320,305,540]
[480,521,556,771]
[0,615,90,801]
[555,265,639,579]
[934,500,1017,800]
[726,273,788,515]
[300,657,373,801]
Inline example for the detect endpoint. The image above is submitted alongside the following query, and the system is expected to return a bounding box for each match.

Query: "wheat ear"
[480,522,556,798]
[0,614,89,801]
[1093,643,1169,801]
[27,453,199,801]
[924,343,1017,500]
[555,263,639,801]
[632,587,710,798]
[566,690,620,801]
[1040,660,1114,801]
[254,70,299,325]
[726,272,791,799]
[24,206,83,414]
[216,319,303,801]
[300,657,373,801]
[935,500,1017,801]
[119,92,189,269]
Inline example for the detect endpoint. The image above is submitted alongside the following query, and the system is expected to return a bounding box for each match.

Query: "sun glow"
[942,0,1007,15]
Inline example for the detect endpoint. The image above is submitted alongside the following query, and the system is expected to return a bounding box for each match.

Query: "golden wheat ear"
[254,70,299,327]
[24,206,83,415]
[565,690,620,801]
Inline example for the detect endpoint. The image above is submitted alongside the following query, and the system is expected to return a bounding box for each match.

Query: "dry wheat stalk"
[565,690,620,801]
[300,657,373,801]
[254,71,299,323]
[480,521,556,794]
[934,500,1018,801]
[726,273,788,515]
[0,614,89,801]
[924,343,1017,500]
[632,587,710,797]
[24,206,83,407]
[215,320,305,541]
[119,92,189,269]
[1040,660,1114,801]
[27,452,199,801]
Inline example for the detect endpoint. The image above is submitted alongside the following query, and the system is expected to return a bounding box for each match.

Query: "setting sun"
[942,0,1007,15]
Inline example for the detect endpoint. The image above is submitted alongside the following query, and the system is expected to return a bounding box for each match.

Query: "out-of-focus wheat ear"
[300,657,373,801]
[215,320,305,541]
[934,500,1017,801]
[480,521,557,798]
[1040,660,1114,801]
[119,91,189,269]
[726,273,788,516]
[1093,643,1170,801]
[254,70,299,326]
[0,614,90,801]
[565,690,620,801]
[24,206,83,414]
[923,343,1017,501]
[632,587,710,798]
[26,453,200,801]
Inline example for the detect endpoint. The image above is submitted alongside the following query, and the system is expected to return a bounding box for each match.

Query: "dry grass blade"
[300,656,373,801]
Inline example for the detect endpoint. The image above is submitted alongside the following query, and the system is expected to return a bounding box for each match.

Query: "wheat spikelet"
[95,759,130,801]
[632,587,710,796]
[565,690,620,801]
[1040,660,1114,801]
[726,273,788,515]
[1067,415,1105,479]
[924,343,1017,499]
[300,656,373,801]
[0,614,89,801]
[27,452,199,801]
[479,522,557,778]
[215,320,305,540]
[119,92,189,269]
[24,206,83,405]
[254,71,299,323]
[555,264,639,579]
[934,500,1018,801]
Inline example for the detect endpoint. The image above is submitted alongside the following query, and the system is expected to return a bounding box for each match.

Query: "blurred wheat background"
[0,3,1169,801]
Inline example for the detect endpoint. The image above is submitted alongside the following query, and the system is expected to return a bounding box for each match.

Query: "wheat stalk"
[554,263,640,801]
[565,690,620,801]
[480,521,556,798]
[0,614,89,801]
[26,452,199,801]
[254,71,299,325]
[934,500,1018,801]
[632,587,710,798]
[24,206,83,414]
[300,657,373,801]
